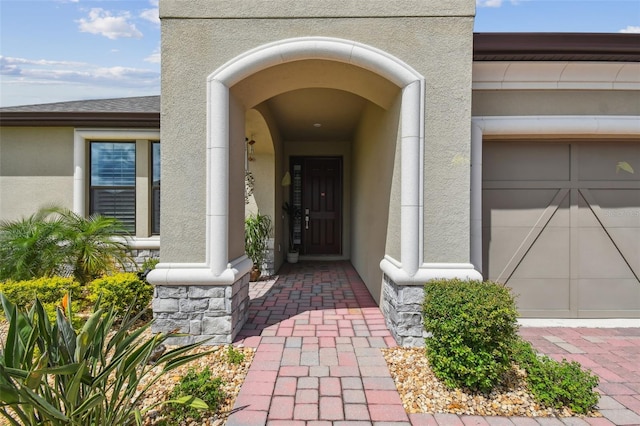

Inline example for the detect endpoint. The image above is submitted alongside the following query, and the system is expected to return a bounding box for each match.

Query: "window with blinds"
[90,142,136,232]
[151,142,161,235]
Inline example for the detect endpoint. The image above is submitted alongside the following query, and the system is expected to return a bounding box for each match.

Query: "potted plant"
[282,202,301,263]
[244,213,272,281]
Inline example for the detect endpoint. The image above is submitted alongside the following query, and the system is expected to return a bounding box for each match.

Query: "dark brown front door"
[296,157,342,255]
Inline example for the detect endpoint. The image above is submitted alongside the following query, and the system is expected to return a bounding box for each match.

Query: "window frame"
[73,129,160,246]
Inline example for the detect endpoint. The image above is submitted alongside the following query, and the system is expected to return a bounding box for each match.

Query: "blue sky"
[0,0,638,107]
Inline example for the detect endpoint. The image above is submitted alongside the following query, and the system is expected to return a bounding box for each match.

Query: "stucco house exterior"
[1,0,638,346]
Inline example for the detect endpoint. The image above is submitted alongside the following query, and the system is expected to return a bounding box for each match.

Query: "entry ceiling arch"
[232,59,400,111]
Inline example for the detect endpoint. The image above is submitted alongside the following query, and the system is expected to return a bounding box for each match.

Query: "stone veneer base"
[382,273,427,347]
[151,272,250,345]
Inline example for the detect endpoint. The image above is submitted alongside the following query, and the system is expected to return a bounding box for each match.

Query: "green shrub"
[0,276,82,323]
[88,272,153,318]
[139,257,159,273]
[0,293,213,425]
[227,345,245,364]
[165,368,226,423]
[513,339,599,414]
[423,279,519,393]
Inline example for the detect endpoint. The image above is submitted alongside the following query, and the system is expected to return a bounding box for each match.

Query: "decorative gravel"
[382,346,601,419]
[139,343,255,425]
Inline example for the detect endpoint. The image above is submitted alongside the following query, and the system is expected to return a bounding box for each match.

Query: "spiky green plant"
[0,293,212,425]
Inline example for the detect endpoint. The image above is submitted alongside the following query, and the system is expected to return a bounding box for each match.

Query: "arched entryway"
[149,37,478,345]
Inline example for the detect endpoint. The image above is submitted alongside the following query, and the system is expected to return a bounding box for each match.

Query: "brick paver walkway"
[227,261,640,426]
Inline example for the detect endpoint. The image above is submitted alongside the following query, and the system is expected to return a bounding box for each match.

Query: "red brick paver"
[227,261,640,425]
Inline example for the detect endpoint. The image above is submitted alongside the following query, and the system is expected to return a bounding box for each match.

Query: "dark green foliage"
[88,272,153,318]
[227,345,245,365]
[165,368,226,423]
[423,279,519,392]
[0,292,213,425]
[513,339,599,414]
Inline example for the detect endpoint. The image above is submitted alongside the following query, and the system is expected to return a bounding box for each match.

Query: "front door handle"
[305,208,310,229]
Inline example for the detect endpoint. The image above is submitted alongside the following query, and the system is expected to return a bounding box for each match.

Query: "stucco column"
[470,122,483,274]
[400,80,423,277]
[207,79,231,275]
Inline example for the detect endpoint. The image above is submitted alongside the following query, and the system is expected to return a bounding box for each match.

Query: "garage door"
[483,140,639,318]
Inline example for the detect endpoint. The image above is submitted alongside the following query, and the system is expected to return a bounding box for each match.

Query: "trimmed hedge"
[0,276,82,322]
[88,272,153,318]
[423,279,519,392]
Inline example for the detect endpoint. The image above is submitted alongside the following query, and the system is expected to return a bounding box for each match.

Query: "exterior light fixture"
[247,138,256,162]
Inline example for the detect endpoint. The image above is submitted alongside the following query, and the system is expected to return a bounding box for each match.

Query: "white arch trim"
[470,115,640,275]
[149,37,427,286]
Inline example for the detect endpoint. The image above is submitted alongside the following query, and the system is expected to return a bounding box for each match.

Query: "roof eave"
[474,32,640,62]
[0,112,160,128]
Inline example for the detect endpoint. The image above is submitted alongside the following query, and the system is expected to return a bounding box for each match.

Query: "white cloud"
[145,47,161,64]
[477,0,503,7]
[476,0,522,7]
[140,0,160,26]
[619,25,640,34]
[77,8,143,40]
[0,55,159,88]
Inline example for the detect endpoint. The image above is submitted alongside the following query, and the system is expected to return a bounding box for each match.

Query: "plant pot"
[287,251,299,263]
[250,266,261,282]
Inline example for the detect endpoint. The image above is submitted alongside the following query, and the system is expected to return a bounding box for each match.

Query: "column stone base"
[151,272,250,345]
[382,274,427,347]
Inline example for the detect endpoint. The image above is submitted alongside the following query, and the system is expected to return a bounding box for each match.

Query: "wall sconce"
[281,171,291,186]
[247,138,256,162]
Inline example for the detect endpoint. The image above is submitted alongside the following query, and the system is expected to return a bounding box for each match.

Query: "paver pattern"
[228,261,640,426]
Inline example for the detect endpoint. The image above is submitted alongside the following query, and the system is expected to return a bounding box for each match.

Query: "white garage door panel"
[483,140,640,318]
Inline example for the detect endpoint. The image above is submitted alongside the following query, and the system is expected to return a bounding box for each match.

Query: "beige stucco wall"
[252,104,285,269]
[160,0,476,271]
[473,90,640,117]
[351,99,401,303]
[0,127,74,220]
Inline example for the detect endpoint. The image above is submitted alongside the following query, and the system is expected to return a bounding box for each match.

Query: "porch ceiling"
[263,88,367,142]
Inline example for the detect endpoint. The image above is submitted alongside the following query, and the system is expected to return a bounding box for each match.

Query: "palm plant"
[0,210,66,281]
[0,293,212,425]
[47,207,132,285]
[0,206,132,285]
